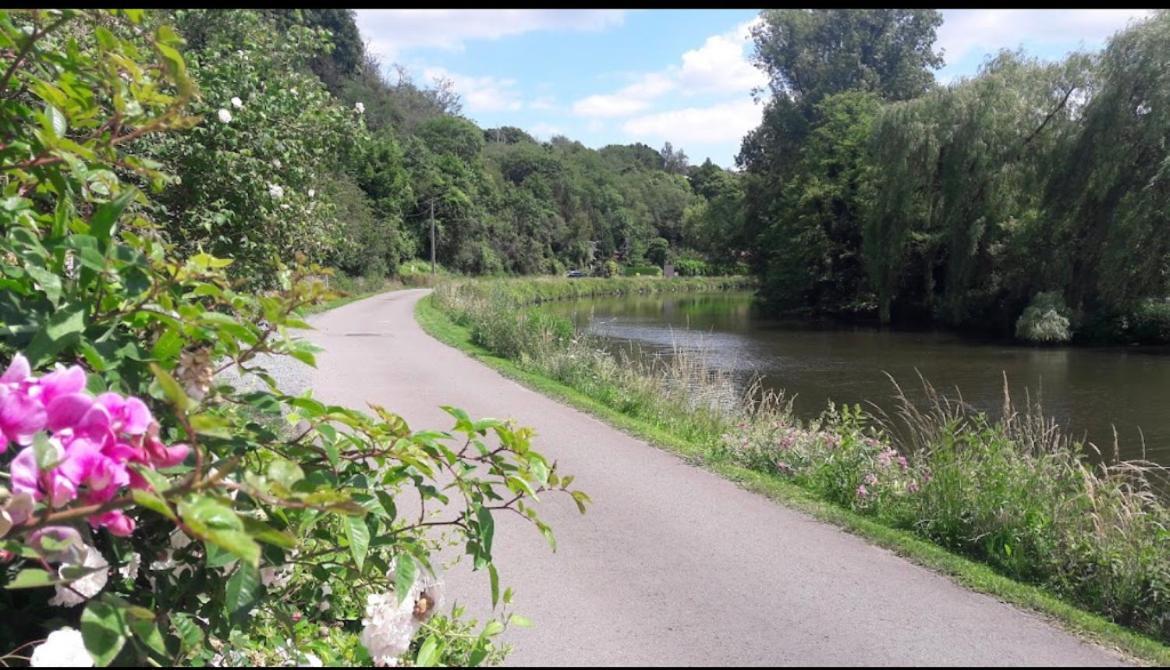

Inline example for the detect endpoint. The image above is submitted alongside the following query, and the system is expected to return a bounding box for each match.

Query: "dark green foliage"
[742,9,1170,341]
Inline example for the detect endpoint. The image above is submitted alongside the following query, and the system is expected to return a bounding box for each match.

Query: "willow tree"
[1039,10,1170,321]
[863,51,1095,327]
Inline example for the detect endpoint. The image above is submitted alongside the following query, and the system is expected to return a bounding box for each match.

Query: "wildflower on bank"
[217,108,232,123]
[355,101,365,114]
[268,183,284,200]
[30,627,93,667]
[231,96,243,109]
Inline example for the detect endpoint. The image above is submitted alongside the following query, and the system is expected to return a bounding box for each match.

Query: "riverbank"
[423,278,1170,664]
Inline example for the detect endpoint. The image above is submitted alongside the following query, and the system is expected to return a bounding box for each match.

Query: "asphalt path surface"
[302,288,1128,667]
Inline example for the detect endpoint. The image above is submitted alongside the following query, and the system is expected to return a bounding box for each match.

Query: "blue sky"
[355,9,1154,168]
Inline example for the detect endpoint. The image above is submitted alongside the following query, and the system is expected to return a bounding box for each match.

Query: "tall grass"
[432,278,1170,644]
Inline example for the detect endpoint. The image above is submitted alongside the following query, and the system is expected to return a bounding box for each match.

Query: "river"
[544,291,1170,466]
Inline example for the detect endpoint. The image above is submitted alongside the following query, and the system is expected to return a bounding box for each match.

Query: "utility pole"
[429,199,436,276]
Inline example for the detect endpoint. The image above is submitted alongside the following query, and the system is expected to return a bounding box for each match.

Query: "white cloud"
[572,72,675,117]
[678,17,767,94]
[356,10,625,60]
[572,19,762,119]
[529,96,558,111]
[422,66,523,113]
[937,10,1153,67]
[621,98,763,145]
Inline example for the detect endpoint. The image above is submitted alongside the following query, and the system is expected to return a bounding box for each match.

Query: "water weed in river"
[432,278,1170,646]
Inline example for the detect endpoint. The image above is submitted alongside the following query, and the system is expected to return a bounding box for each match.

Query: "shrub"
[674,258,710,277]
[0,10,586,666]
[1129,299,1170,344]
[1015,291,1072,343]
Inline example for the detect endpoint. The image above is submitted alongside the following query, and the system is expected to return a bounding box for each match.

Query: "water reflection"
[546,292,1170,466]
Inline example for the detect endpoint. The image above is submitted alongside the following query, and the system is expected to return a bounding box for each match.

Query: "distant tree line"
[134,9,740,288]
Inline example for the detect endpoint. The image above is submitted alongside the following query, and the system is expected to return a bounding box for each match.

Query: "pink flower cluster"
[1,354,188,537]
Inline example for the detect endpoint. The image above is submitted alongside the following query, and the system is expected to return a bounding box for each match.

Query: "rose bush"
[0,9,587,666]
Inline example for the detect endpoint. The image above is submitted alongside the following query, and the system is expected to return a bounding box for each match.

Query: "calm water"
[544,291,1170,466]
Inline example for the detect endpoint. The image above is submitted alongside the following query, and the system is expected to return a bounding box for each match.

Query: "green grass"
[415,291,1170,667]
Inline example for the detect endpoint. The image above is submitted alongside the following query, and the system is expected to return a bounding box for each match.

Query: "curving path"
[304,288,1128,667]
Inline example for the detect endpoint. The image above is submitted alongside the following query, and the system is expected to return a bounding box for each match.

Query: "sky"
[354,9,1155,169]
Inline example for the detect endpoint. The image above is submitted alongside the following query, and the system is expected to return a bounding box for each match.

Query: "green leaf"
[25,264,61,305]
[7,568,55,589]
[415,636,440,667]
[477,506,495,561]
[344,516,370,571]
[150,362,190,412]
[468,639,490,667]
[90,189,135,249]
[204,530,260,567]
[241,518,297,549]
[128,618,168,659]
[571,490,592,515]
[267,458,305,488]
[131,463,172,494]
[509,614,533,629]
[225,562,261,622]
[171,613,203,654]
[394,553,416,605]
[488,563,500,608]
[81,600,127,666]
[130,488,176,521]
[46,104,67,137]
[26,304,86,366]
[482,620,504,637]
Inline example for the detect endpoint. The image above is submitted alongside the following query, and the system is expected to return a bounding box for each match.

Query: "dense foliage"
[0,9,587,667]
[102,9,748,287]
[739,9,1170,343]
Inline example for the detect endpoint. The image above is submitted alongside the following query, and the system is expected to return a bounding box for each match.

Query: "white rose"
[231,96,243,109]
[268,183,284,200]
[217,108,232,123]
[30,627,94,667]
[272,158,282,169]
[307,188,315,199]
[355,102,365,114]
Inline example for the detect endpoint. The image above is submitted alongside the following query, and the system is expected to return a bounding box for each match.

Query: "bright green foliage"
[751,9,943,106]
[0,10,585,666]
[1015,292,1072,343]
[140,9,362,287]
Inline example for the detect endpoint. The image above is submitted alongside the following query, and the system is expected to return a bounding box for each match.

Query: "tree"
[660,141,689,175]
[751,9,944,108]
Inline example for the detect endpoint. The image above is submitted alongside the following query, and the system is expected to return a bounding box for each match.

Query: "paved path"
[304,289,1128,667]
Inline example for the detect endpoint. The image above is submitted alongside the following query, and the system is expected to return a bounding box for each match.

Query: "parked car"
[566,269,585,278]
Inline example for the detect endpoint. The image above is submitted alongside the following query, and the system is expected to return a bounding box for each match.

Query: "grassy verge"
[416,288,1170,666]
